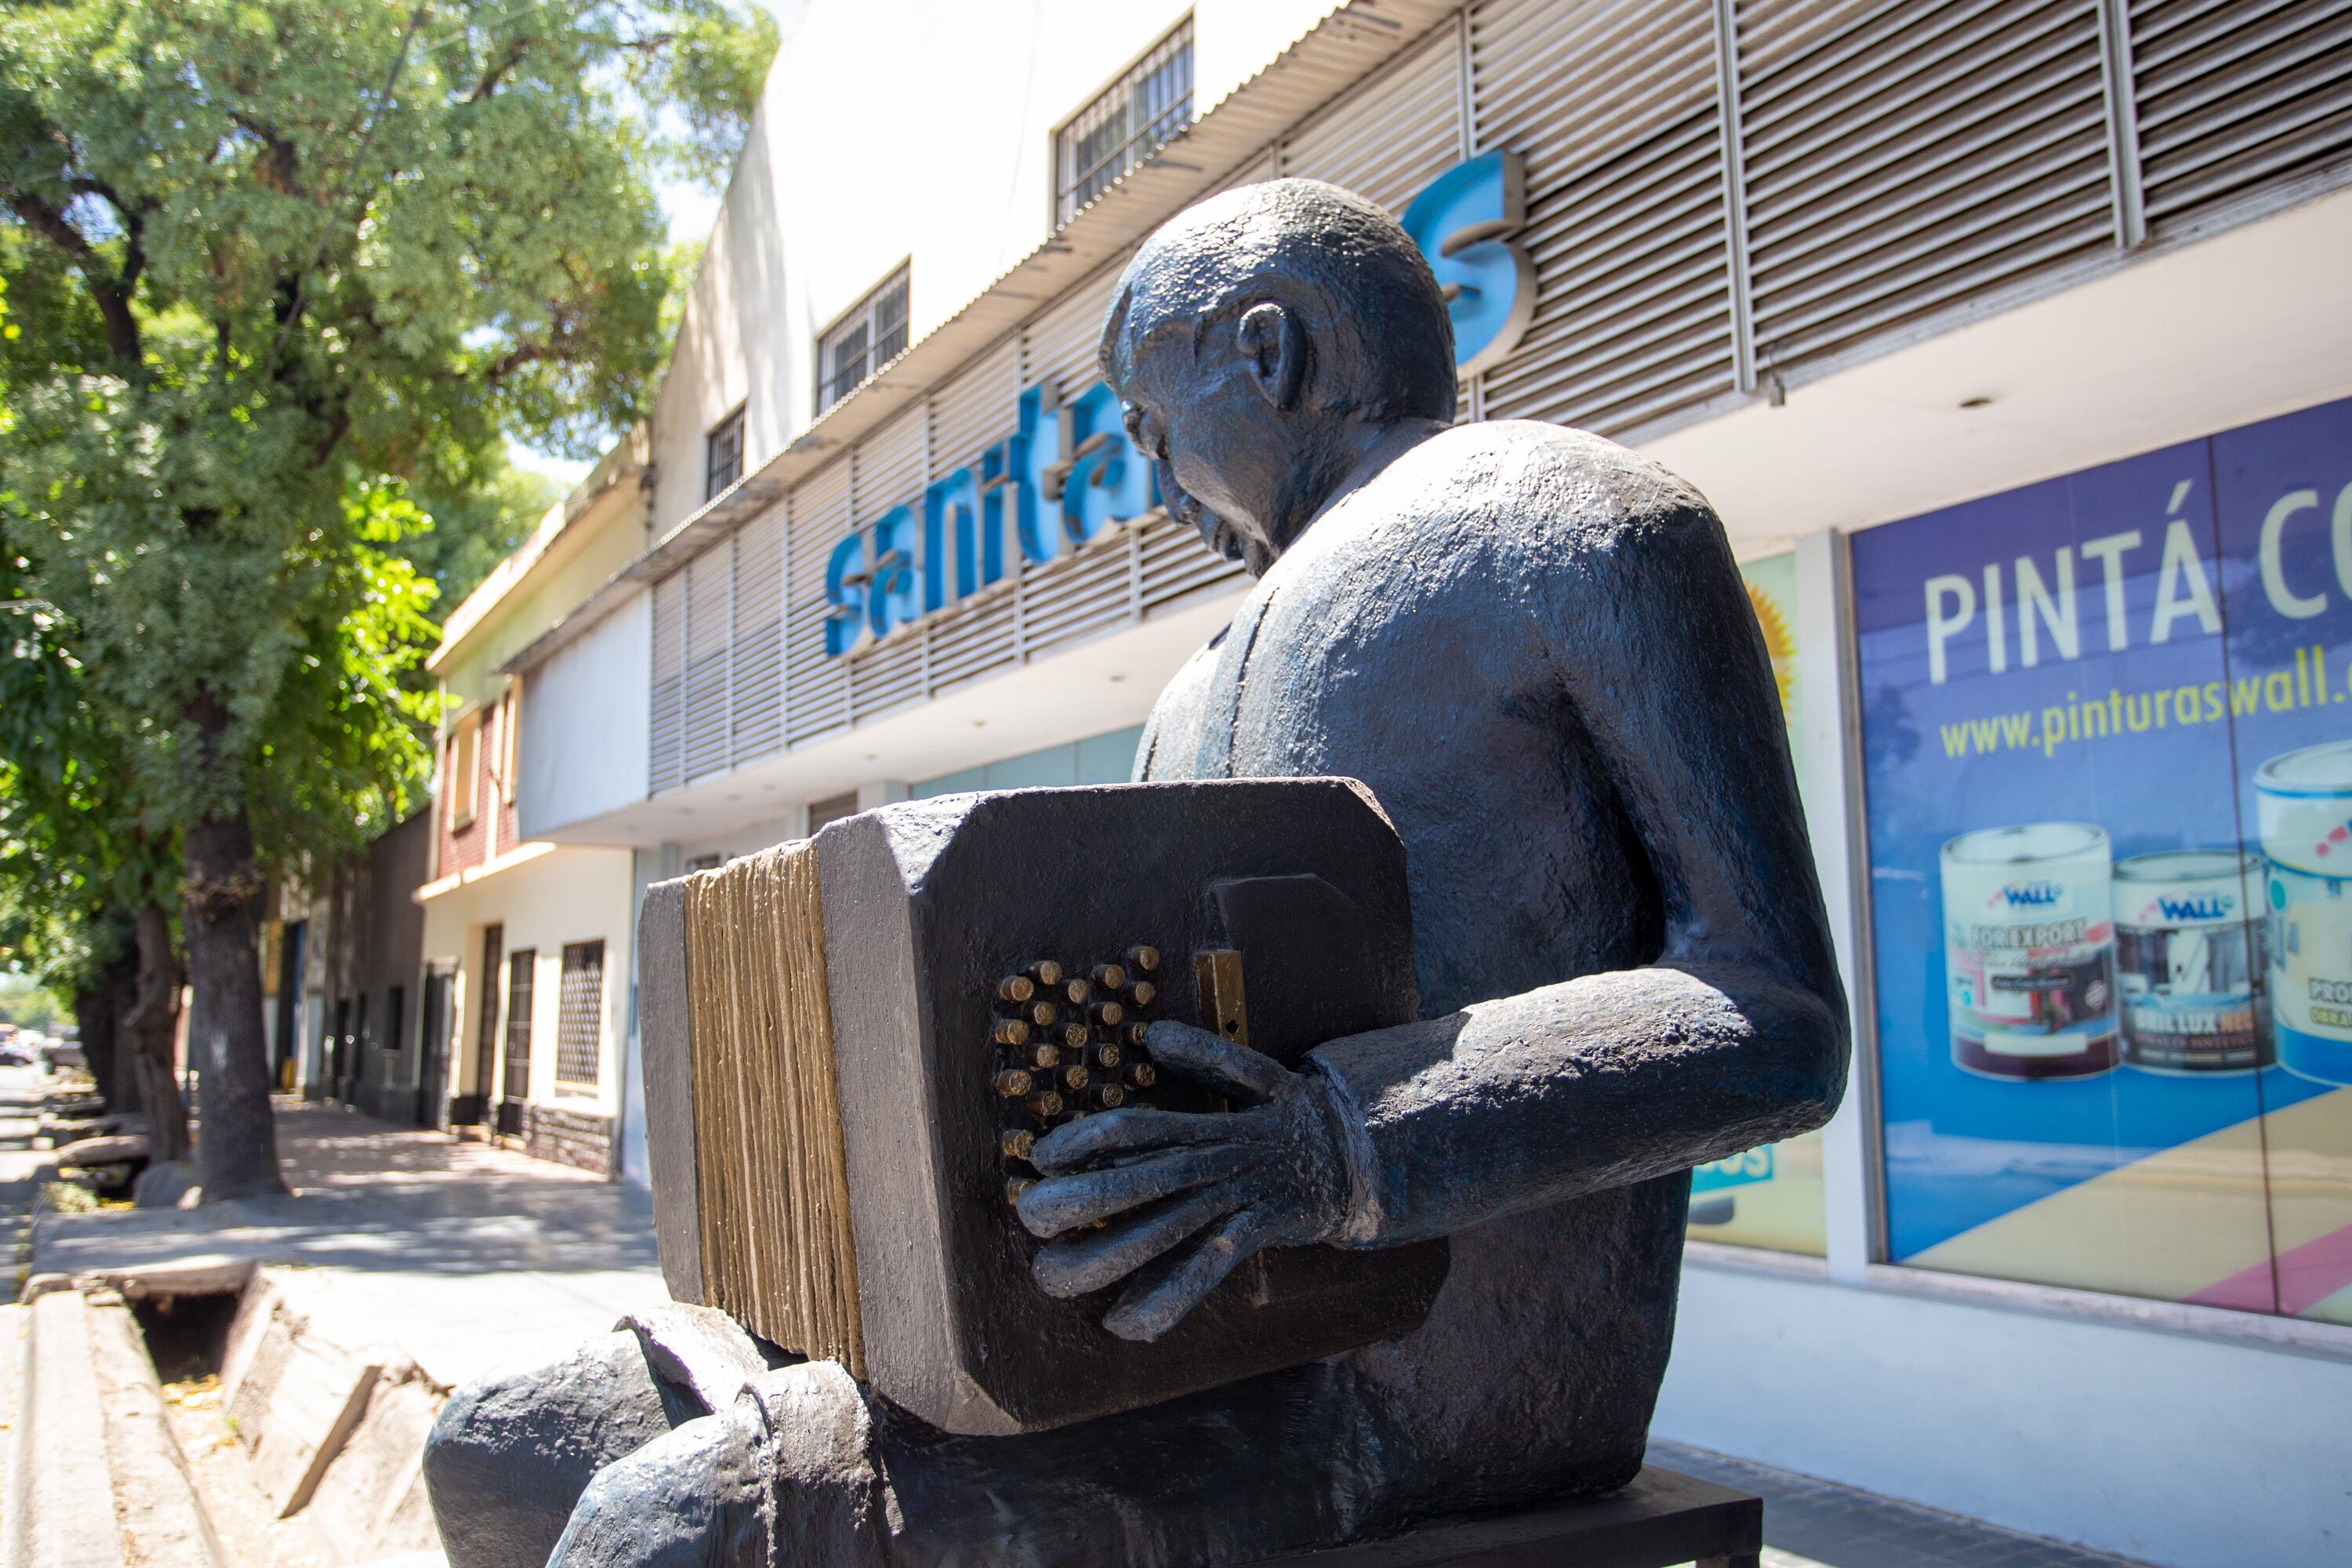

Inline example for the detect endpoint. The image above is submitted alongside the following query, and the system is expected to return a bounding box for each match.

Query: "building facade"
[498,2,2352,1562]
[412,436,655,1173]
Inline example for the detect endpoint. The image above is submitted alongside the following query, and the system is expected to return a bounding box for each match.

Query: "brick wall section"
[436,700,499,879]
[521,1102,615,1175]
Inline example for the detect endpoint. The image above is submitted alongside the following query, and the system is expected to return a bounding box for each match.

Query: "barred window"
[555,940,605,1088]
[1054,19,1192,227]
[815,267,910,417]
[706,406,745,502]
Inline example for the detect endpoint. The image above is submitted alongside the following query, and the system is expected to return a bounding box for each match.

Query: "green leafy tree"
[0,0,775,1199]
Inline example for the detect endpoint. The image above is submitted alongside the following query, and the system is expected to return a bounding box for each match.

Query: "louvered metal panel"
[1737,0,1886,72]
[1472,0,1736,435]
[783,459,850,749]
[648,572,685,795]
[854,407,928,517]
[927,585,1020,695]
[785,603,848,746]
[2132,0,2352,227]
[1281,28,1465,212]
[929,339,1022,473]
[682,539,733,783]
[1024,530,1134,655]
[848,629,927,723]
[731,507,786,764]
[1138,514,1245,612]
[1743,0,2113,371]
[1023,266,1126,399]
[1475,0,1717,176]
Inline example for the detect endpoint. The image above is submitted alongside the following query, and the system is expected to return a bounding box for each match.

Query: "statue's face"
[1109,311,1299,575]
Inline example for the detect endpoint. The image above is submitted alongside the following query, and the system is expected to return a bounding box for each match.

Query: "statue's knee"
[426,1330,699,1568]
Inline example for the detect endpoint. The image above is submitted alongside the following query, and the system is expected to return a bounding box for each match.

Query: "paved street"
[5,1085,2154,1565]
[25,1094,667,1391]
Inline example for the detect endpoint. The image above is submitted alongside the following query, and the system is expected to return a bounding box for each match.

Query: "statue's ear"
[1235,302,1305,411]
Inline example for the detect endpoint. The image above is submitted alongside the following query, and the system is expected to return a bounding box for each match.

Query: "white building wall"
[647,0,1337,539]
[520,590,652,840]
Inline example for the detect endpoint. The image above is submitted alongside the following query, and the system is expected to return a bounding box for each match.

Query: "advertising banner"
[1856,395,2352,1323]
[1686,552,1828,1257]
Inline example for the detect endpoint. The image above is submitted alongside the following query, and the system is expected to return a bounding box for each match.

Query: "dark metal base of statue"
[423,177,1843,1568]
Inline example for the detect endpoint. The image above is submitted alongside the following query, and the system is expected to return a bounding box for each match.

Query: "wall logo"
[1403,149,1537,376]
[823,153,1534,657]
[1991,880,2066,909]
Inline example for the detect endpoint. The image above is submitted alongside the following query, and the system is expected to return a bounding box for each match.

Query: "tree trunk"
[183,803,289,1201]
[122,903,191,1163]
[75,942,138,1109]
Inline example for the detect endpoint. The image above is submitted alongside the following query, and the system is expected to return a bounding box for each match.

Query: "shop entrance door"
[419,965,452,1127]
[466,924,502,1125]
[499,948,535,1138]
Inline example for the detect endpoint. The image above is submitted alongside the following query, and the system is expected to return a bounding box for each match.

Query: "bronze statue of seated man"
[423,177,1846,1568]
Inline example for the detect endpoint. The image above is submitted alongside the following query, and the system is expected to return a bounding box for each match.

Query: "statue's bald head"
[1100,180,1456,424]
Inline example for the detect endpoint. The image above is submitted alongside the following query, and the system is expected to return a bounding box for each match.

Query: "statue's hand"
[1012,1020,1352,1341]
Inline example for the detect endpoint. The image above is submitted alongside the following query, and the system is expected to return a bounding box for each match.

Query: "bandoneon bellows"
[639,778,1448,1434]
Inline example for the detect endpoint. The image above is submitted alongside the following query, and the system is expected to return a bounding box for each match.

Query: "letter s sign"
[1402,149,1537,376]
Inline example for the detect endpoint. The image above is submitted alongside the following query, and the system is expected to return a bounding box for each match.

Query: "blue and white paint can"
[2258,739,2352,1087]
[1940,822,2119,1080]
[2114,851,2268,1073]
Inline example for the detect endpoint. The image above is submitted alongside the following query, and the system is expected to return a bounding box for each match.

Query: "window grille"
[706,406,745,502]
[1055,19,1194,227]
[815,268,911,416]
[502,949,535,1105]
[555,940,604,1087]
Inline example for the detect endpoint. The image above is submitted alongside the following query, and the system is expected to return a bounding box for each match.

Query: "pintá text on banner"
[1922,479,2232,683]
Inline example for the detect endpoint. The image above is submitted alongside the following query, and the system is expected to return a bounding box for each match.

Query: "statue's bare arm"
[1016,486,1849,1340]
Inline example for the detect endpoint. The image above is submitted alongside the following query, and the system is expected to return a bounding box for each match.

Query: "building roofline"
[496,0,1458,680]
[430,425,655,675]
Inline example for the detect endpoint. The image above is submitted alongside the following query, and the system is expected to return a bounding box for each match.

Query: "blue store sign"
[825,152,1534,656]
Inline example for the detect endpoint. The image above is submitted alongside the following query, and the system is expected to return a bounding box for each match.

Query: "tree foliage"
[0,0,775,1192]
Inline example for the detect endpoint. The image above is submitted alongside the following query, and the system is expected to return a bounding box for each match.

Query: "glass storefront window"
[1686,552,1829,1257]
[1853,395,2352,1322]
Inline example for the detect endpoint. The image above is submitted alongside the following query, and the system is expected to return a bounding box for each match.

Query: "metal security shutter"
[1472,0,1736,436]
[681,539,732,782]
[785,459,850,746]
[1741,0,2113,373]
[648,571,685,794]
[554,940,604,1088]
[731,507,786,764]
[1281,27,1466,212]
[2131,0,2352,229]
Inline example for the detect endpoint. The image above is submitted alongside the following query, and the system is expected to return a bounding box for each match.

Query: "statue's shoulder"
[1424,419,1713,523]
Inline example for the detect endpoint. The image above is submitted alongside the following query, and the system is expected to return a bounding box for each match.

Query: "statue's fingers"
[1029,1183,1249,1299]
[1144,1019,1290,1103]
[1014,1142,1263,1239]
[1102,1203,1277,1343]
[1029,1106,1228,1174]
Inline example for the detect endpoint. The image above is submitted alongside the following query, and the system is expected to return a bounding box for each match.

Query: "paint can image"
[2257,739,2352,1087]
[1940,823,2119,1080]
[2113,851,2268,1073]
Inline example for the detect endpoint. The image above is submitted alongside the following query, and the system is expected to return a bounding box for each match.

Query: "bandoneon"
[639,778,1449,1434]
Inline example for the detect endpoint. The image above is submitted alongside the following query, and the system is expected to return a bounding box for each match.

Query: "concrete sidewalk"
[27,1097,666,1391]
